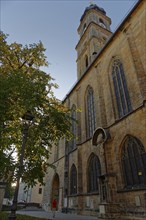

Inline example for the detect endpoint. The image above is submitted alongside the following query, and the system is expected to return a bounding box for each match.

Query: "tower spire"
[76,1,112,79]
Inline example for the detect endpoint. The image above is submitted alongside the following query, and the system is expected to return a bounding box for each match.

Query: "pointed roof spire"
[80,3,106,21]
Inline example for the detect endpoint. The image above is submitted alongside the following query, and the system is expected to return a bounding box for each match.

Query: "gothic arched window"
[71,105,77,149]
[88,154,101,193]
[70,164,77,195]
[112,59,132,118]
[86,86,96,138]
[122,136,146,189]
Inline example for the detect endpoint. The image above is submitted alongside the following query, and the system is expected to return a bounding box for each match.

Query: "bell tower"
[76,3,112,79]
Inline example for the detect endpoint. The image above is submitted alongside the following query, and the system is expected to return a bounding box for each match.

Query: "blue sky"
[1,0,137,100]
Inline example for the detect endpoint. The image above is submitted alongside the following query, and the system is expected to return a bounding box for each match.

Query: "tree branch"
[6,57,14,69]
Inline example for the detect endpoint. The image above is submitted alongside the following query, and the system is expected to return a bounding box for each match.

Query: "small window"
[54,143,59,161]
[85,55,88,68]
[83,23,87,32]
[38,188,42,194]
[92,52,97,56]
[99,18,106,29]
[102,37,106,42]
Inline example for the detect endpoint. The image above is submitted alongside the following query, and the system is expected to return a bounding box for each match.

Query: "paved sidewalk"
[17,207,131,220]
[17,209,98,220]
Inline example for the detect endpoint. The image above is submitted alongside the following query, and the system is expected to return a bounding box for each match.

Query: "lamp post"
[8,111,34,220]
[0,181,7,210]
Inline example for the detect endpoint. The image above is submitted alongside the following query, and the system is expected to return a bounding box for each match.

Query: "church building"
[42,1,146,219]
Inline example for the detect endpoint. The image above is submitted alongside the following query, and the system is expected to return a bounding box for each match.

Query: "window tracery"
[122,136,146,188]
[112,59,132,118]
[86,86,96,138]
[71,104,77,149]
[88,154,101,192]
[70,164,77,195]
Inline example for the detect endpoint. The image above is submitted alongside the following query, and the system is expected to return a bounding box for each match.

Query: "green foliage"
[0,212,48,220]
[0,32,73,187]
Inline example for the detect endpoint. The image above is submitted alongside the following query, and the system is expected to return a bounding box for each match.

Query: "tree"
[0,32,73,187]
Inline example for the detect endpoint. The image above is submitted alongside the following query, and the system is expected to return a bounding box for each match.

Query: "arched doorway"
[51,173,59,210]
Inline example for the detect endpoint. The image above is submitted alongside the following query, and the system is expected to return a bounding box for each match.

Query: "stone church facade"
[42,1,146,219]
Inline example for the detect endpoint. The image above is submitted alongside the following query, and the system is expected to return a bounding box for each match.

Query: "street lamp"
[8,111,34,220]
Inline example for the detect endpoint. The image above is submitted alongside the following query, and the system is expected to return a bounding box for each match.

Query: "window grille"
[88,154,101,192]
[112,59,132,118]
[71,105,77,150]
[86,87,96,138]
[70,164,77,195]
[122,136,146,188]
